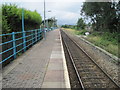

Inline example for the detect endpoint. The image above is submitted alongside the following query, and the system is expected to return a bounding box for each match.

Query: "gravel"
[63,30,119,86]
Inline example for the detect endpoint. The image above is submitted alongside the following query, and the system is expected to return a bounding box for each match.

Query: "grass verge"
[63,28,119,58]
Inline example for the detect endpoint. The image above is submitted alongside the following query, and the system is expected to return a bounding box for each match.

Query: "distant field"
[63,28,119,58]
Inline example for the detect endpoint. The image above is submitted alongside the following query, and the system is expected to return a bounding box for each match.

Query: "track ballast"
[61,30,119,89]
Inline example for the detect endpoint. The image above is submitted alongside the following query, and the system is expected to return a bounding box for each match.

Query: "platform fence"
[0,28,55,66]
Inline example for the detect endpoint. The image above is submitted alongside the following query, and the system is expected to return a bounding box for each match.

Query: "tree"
[77,18,86,30]
[81,1,119,33]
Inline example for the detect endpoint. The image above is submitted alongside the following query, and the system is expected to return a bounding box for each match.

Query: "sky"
[2,0,85,25]
[2,0,117,25]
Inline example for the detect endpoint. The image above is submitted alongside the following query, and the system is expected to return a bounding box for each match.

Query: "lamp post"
[52,17,55,29]
[22,8,24,32]
[22,8,26,52]
[46,18,49,31]
[44,0,46,39]
[47,10,51,31]
[54,17,55,29]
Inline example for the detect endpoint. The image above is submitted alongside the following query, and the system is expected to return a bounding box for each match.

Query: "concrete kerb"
[59,30,71,88]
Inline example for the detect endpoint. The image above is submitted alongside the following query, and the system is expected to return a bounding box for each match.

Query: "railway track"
[61,30,119,89]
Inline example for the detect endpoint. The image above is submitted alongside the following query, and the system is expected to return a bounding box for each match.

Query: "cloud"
[2,1,83,25]
[45,2,82,25]
[54,10,80,25]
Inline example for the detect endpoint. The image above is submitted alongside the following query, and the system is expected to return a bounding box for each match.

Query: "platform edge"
[59,29,71,88]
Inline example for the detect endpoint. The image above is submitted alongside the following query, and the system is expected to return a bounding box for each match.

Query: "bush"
[2,4,42,33]
[87,32,119,57]
[75,29,87,35]
[2,15,11,34]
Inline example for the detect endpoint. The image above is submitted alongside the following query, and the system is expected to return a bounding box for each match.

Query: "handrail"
[0,29,44,64]
[0,27,56,64]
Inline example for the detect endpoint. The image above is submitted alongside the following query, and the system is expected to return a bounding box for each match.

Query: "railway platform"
[1,29,70,88]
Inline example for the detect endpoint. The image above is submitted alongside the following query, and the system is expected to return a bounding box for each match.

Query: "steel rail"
[61,31,85,90]
[61,30,120,88]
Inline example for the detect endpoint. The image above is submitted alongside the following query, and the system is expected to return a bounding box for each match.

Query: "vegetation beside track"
[62,2,119,58]
[63,28,119,58]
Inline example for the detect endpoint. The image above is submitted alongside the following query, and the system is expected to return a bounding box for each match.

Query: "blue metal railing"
[0,29,44,64]
[0,27,57,64]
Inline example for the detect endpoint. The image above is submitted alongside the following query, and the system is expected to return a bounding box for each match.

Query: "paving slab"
[1,29,70,89]
[41,30,70,88]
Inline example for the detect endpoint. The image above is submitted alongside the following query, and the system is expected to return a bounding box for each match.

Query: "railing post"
[23,31,26,52]
[38,29,39,41]
[32,30,34,45]
[12,32,16,59]
[39,29,41,40]
[35,30,37,42]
